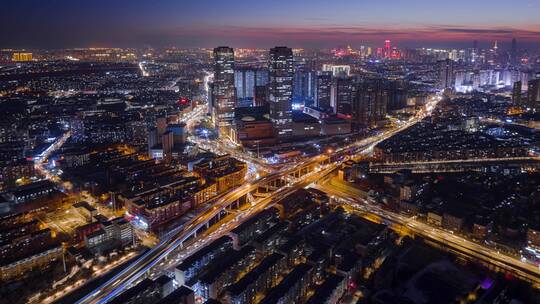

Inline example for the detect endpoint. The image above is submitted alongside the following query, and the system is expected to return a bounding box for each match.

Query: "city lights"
[0,2,539,304]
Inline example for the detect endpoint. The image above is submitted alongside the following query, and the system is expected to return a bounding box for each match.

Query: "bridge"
[75,154,333,304]
[72,94,443,304]
[369,157,540,173]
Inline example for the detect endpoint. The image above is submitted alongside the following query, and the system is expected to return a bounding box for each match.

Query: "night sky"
[1,0,539,49]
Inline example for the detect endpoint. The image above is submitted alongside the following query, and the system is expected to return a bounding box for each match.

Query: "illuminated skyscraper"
[384,40,391,58]
[268,46,294,138]
[293,68,315,106]
[235,67,256,107]
[212,47,236,135]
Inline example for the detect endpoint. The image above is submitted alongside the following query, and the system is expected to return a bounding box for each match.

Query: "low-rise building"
[320,117,351,135]
[0,159,35,188]
[175,236,233,286]
[233,106,276,147]
[193,246,257,300]
[304,274,346,304]
[84,216,133,254]
[259,263,313,304]
[228,208,279,248]
[225,253,286,304]
[427,211,443,227]
[193,155,247,194]
[5,180,56,204]
[157,286,196,304]
[0,242,63,281]
[442,210,466,232]
[109,275,175,304]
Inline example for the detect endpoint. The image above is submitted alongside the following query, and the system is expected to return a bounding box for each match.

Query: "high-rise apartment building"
[437,59,454,89]
[386,80,408,111]
[268,47,294,138]
[352,80,388,126]
[212,47,236,135]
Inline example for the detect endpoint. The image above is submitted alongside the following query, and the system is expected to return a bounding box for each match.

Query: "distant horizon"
[2,39,538,52]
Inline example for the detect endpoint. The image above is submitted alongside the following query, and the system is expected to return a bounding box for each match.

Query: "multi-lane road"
[316,182,540,287]
[73,130,410,304]
[74,157,338,304]
[72,94,442,303]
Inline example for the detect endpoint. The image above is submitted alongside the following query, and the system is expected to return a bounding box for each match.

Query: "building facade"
[212,47,236,136]
[268,47,294,138]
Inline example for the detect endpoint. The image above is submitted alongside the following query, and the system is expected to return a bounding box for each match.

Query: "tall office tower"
[234,67,256,107]
[333,76,355,117]
[293,68,315,106]
[512,81,522,104]
[352,80,388,126]
[384,40,391,58]
[268,46,294,138]
[315,71,332,109]
[212,47,236,135]
[437,59,455,89]
[528,79,540,108]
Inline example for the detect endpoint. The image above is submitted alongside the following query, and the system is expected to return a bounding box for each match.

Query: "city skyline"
[1,0,540,49]
[1,2,540,304]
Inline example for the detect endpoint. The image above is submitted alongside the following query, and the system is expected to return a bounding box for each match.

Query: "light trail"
[72,89,443,304]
